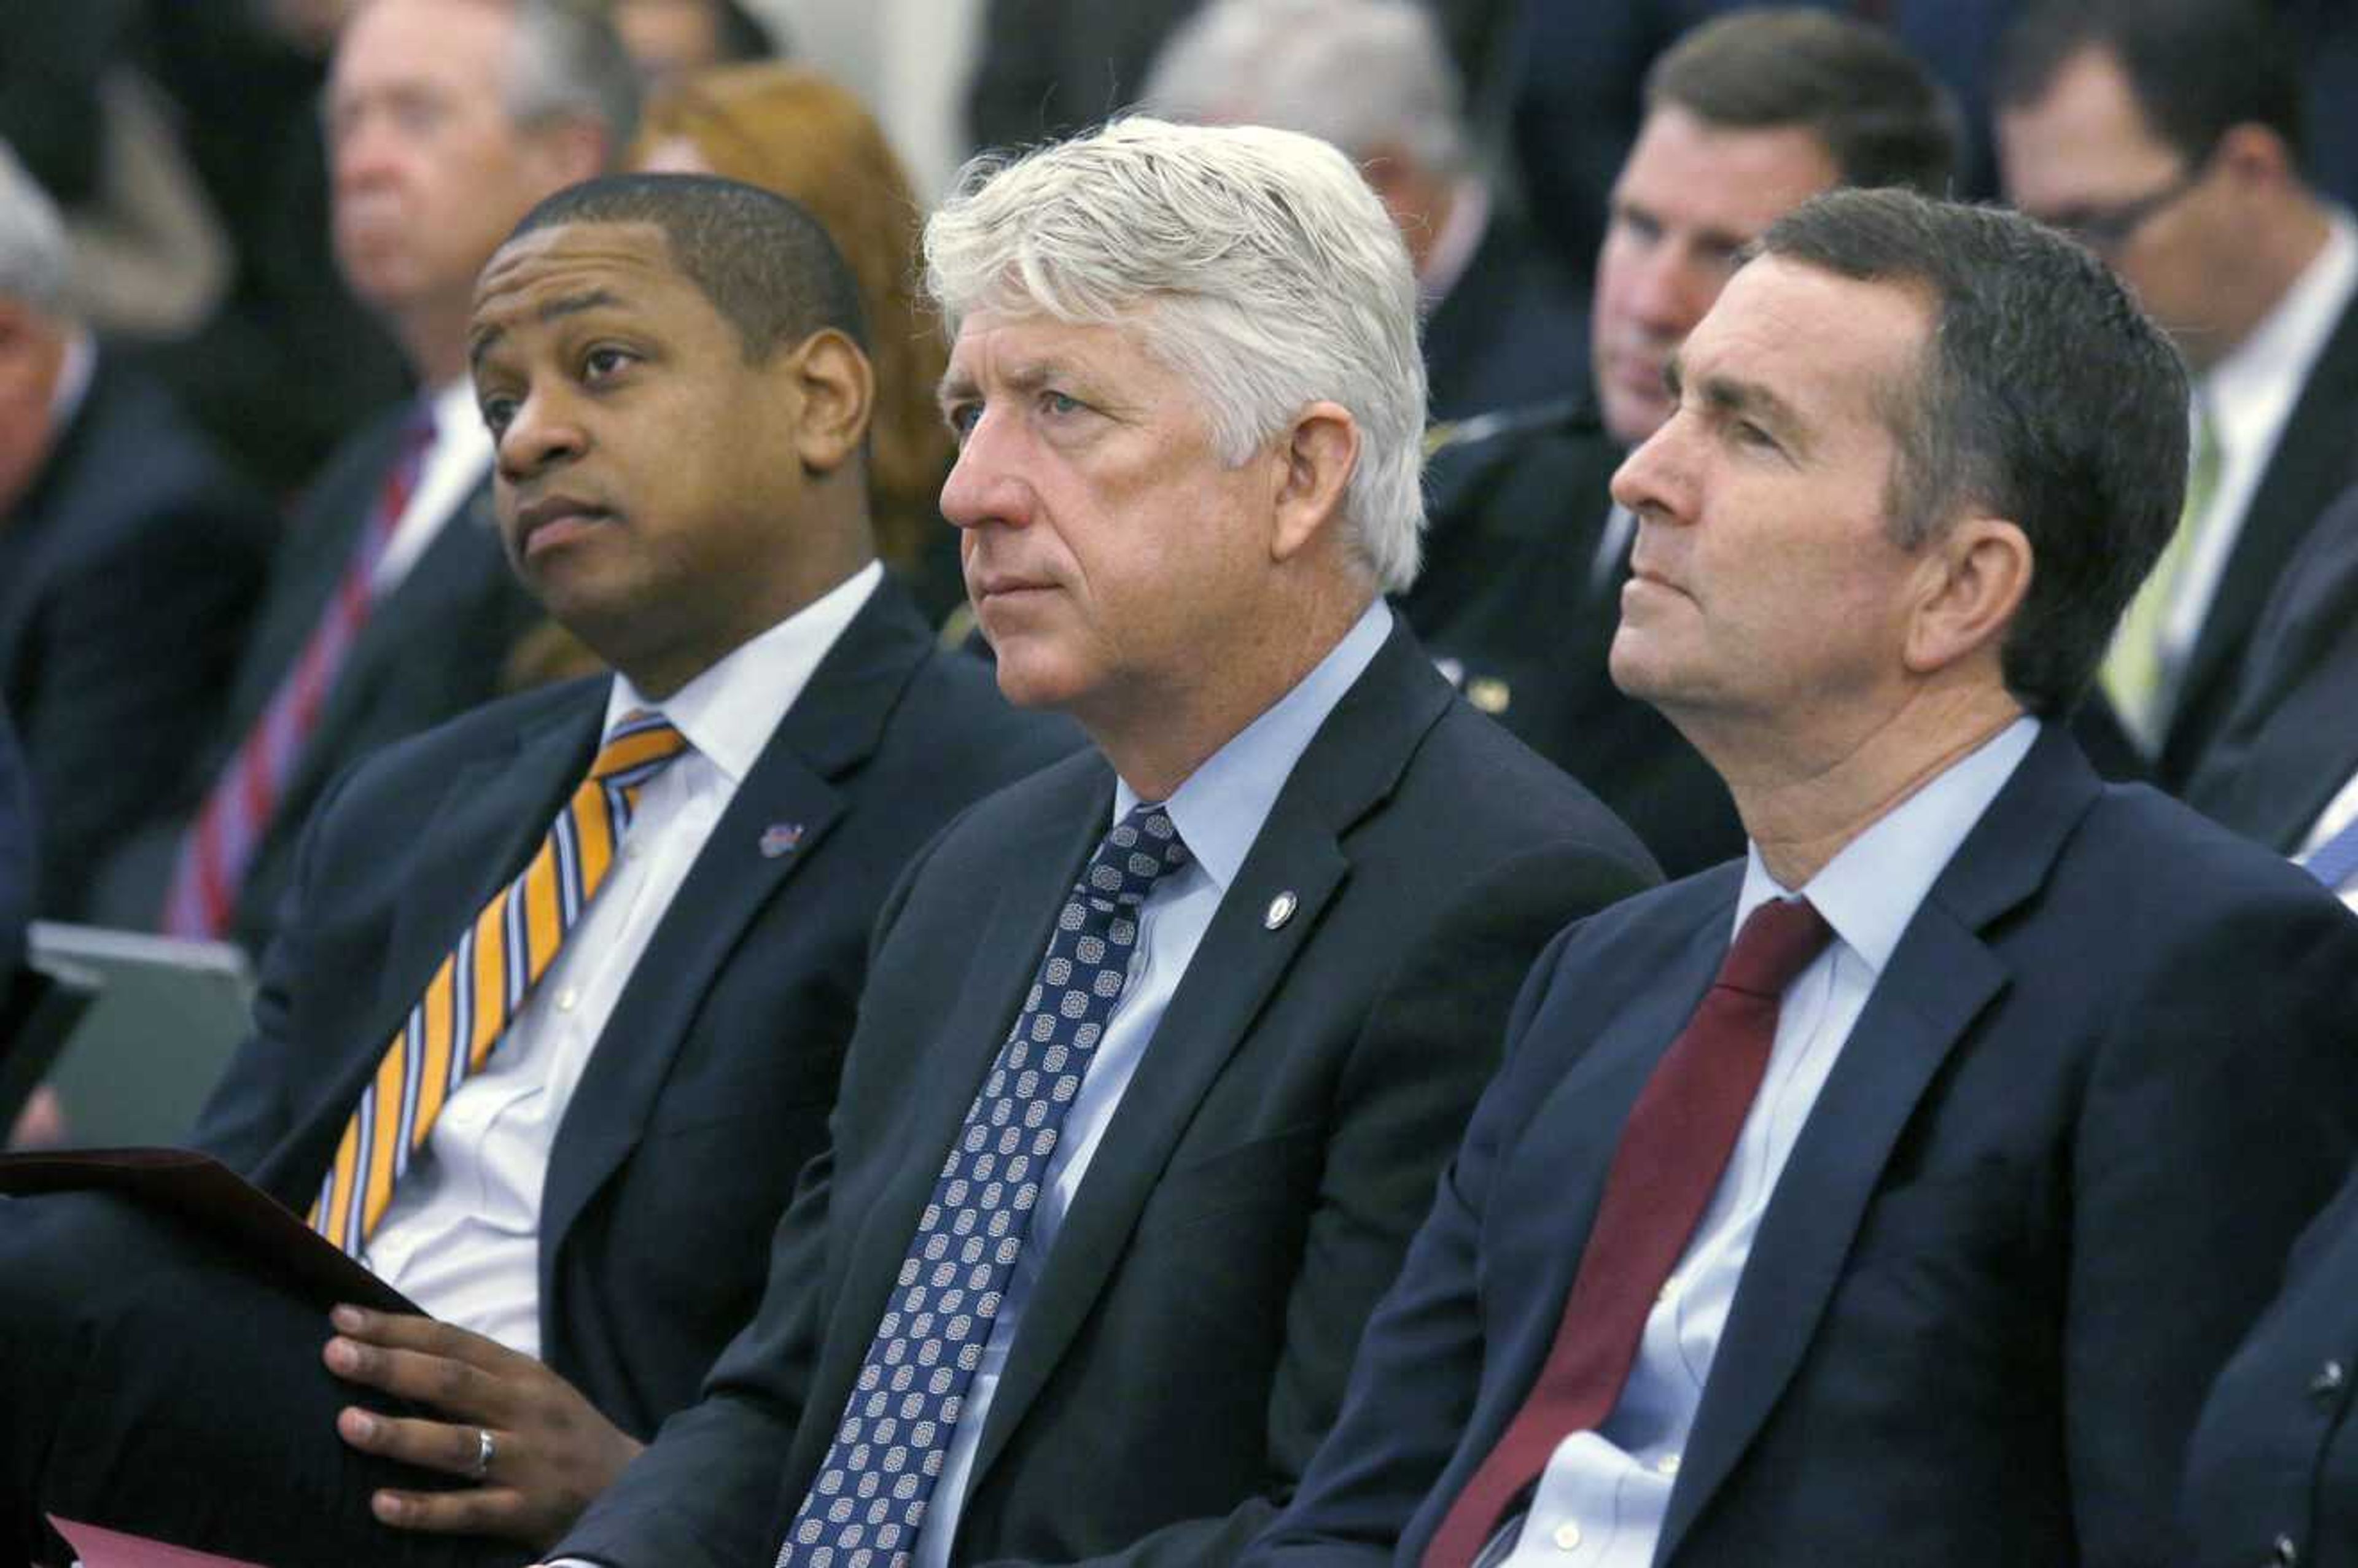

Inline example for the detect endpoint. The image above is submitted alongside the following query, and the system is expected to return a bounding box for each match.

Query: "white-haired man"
[540,118,1659,1568]
[1143,0,1584,424]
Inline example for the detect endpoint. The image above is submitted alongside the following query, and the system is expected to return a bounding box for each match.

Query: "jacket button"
[2309,1360,2347,1402]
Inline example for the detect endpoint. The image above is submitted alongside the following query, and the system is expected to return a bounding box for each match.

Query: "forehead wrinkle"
[469,285,631,368]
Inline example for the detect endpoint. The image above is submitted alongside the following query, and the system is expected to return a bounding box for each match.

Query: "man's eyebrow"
[1696,370,1809,445]
[469,289,628,370]
[935,359,1078,410]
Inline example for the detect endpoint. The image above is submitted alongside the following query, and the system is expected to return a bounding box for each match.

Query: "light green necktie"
[2101,402,2222,752]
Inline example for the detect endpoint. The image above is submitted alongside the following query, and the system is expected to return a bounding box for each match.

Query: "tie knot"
[1717,896,1832,998]
[591,710,690,787]
[1086,803,1190,906]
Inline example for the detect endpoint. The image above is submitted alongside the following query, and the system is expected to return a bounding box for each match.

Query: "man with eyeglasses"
[1997,0,2358,794]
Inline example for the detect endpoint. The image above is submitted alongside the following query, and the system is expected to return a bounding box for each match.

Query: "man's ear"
[785,328,875,475]
[1270,400,1360,564]
[1904,515,2033,677]
[527,116,611,190]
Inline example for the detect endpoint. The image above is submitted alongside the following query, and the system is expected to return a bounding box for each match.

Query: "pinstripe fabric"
[306,710,688,1253]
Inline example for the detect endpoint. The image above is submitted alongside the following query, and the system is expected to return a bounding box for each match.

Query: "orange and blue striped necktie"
[308,709,690,1254]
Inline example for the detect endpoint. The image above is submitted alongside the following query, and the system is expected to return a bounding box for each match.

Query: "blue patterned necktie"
[778,802,1191,1567]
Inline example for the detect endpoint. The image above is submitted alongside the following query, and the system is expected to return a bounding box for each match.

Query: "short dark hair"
[503,172,867,359]
[1648,8,1959,196]
[1994,0,2305,168]
[1755,188,2189,718]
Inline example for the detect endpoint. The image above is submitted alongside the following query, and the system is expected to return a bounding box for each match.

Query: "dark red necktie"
[1422,896,1834,1568]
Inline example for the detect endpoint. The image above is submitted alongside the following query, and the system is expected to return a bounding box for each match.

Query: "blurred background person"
[612,0,784,91]
[1142,0,1586,426]
[1998,0,2358,793]
[636,60,965,621]
[0,142,274,921]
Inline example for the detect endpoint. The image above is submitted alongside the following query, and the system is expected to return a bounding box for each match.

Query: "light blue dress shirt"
[1496,715,2040,1568]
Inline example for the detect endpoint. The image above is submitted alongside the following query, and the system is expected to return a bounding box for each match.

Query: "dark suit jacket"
[2159,286,2358,790]
[0,702,29,972]
[1403,410,1743,879]
[191,580,1078,1440]
[2184,479,2358,852]
[1250,726,2358,1567]
[1422,215,1587,426]
[2181,1154,2358,1567]
[0,351,274,918]
[556,619,1660,1567]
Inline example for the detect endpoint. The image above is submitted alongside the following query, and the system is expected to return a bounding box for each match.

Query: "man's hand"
[324,1304,645,1548]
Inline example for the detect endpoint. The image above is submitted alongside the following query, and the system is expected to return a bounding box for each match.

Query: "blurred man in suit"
[1998,0,2358,790]
[0,140,273,918]
[109,0,640,955]
[1143,0,1587,425]
[1246,188,2358,1568]
[0,173,1077,1566]
[543,117,1658,1568]
[1420,8,1955,876]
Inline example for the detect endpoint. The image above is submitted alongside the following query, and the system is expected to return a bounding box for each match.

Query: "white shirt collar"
[1736,715,2041,976]
[602,559,884,785]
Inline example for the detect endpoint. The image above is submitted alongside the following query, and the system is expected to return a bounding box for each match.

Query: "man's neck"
[1701,683,2026,889]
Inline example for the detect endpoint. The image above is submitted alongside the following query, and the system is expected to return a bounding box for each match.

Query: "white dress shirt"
[371,377,496,592]
[359,562,883,1356]
[2153,208,2358,724]
[909,599,1394,1568]
[1496,716,2040,1567]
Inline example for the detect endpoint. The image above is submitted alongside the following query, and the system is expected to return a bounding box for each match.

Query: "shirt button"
[2275,1532,2301,1565]
[1552,1522,1582,1552]
[556,988,579,1012]
[2309,1360,2347,1402]
[1656,1454,1682,1477]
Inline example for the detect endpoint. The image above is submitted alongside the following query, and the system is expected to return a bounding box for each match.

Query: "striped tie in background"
[163,408,438,939]
[308,710,688,1254]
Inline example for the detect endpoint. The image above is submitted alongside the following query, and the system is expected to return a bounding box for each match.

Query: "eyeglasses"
[2048,163,2206,255]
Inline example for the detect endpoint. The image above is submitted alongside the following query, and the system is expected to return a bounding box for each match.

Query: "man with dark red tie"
[1243,188,2358,1567]
[117,0,641,955]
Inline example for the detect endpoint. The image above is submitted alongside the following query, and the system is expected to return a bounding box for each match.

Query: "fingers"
[325,1333,504,1419]
[338,1406,497,1480]
[366,1479,540,1542]
[332,1304,520,1369]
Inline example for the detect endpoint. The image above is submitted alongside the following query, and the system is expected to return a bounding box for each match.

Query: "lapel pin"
[759,822,806,858]
[1467,676,1512,715]
[1264,890,1298,930]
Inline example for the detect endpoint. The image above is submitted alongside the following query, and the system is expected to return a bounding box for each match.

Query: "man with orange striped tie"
[0,174,1074,1567]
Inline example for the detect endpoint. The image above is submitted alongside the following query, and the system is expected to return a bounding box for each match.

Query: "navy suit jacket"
[0,352,274,918]
[1422,214,1588,426]
[1251,725,2358,1566]
[2185,479,2358,853]
[555,619,1660,1568]
[190,579,1078,1438]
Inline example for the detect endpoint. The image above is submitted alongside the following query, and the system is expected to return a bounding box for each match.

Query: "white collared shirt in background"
[370,378,497,592]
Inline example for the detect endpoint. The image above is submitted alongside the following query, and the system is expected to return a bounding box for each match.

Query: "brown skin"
[0,298,66,521]
[1997,44,2327,374]
[938,309,1367,801]
[1609,257,2032,887]
[327,217,876,1545]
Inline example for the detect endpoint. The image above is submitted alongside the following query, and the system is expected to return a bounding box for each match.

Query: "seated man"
[0,173,1076,1565]
[542,118,1659,1568]
[1245,189,2358,1566]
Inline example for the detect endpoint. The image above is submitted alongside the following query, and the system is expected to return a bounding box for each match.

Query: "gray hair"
[506,0,642,158]
[0,143,68,317]
[1141,0,1469,178]
[924,117,1428,593]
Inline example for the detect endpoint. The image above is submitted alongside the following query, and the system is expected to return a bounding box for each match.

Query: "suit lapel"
[1657,728,2101,1562]
[964,624,1455,1491]
[537,586,933,1265]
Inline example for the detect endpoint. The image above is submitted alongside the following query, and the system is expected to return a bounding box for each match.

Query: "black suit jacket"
[2158,286,2358,790]
[0,352,274,918]
[1422,215,1587,426]
[556,619,1660,1567]
[1403,411,1743,879]
[190,580,1078,1438]
[2184,479,2358,852]
[1251,726,2358,1566]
